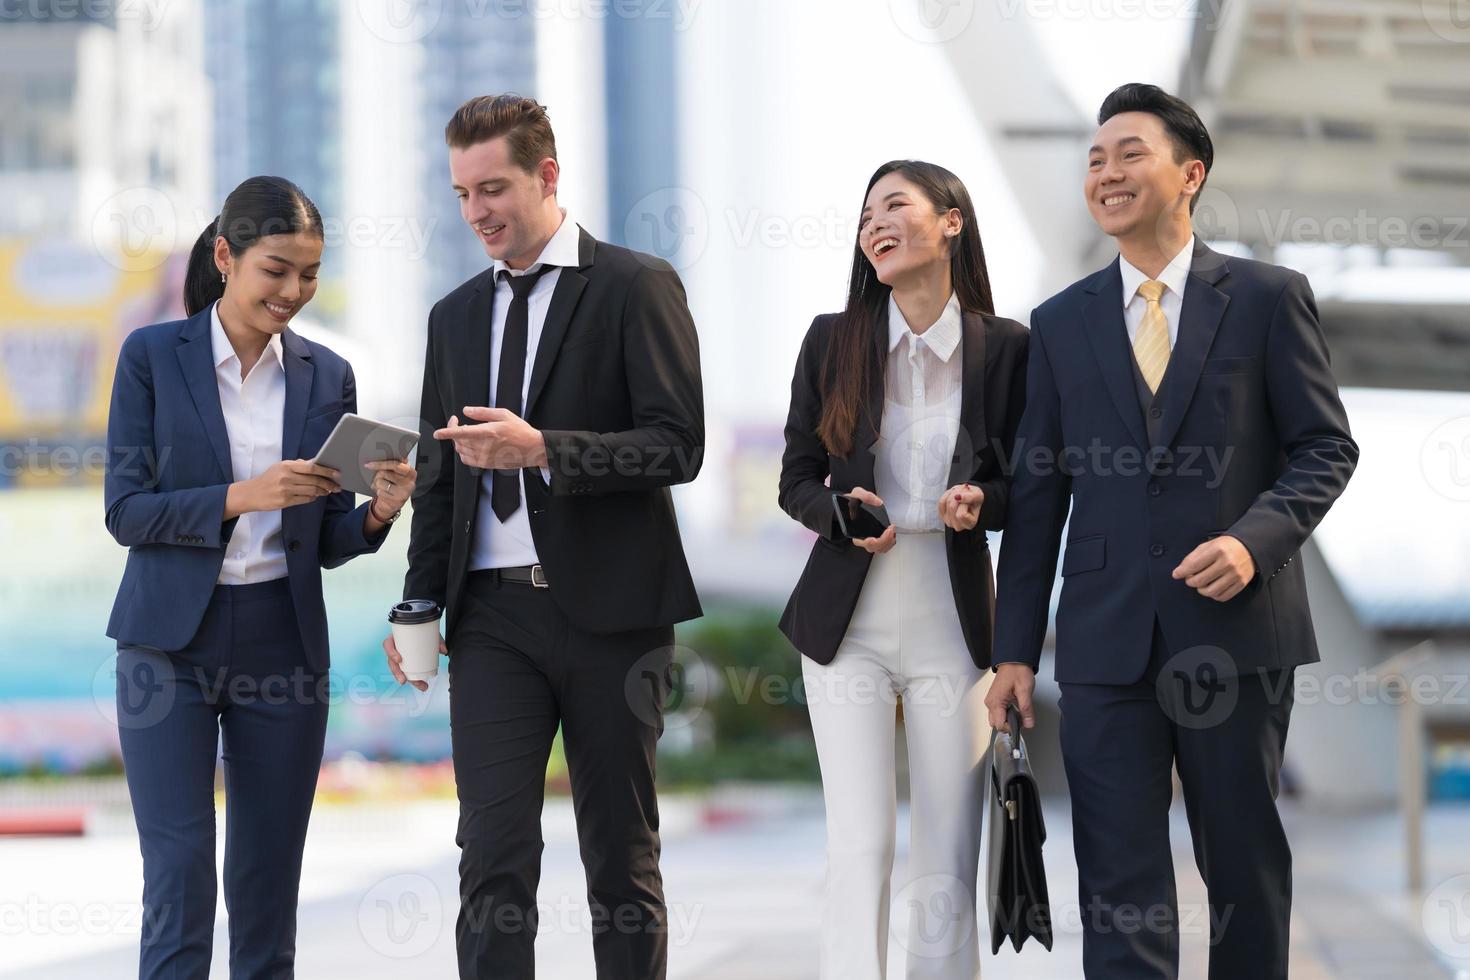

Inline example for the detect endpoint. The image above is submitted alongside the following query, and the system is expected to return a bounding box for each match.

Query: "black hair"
[1097,83,1214,213]
[183,176,325,316]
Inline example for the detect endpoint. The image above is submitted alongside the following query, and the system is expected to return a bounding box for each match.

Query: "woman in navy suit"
[103,176,417,978]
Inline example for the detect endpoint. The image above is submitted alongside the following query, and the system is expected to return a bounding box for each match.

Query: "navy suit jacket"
[104,306,389,672]
[994,240,1359,684]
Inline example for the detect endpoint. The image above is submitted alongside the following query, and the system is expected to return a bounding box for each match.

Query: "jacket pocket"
[1060,533,1106,576]
[1200,355,1257,376]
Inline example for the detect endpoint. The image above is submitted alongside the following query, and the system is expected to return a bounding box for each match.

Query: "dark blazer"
[993,240,1359,684]
[104,306,390,671]
[403,226,704,641]
[777,308,1030,669]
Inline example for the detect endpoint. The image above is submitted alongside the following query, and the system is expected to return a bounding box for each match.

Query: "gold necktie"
[1133,279,1171,394]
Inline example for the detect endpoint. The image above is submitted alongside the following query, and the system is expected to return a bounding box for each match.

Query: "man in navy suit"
[989,83,1358,978]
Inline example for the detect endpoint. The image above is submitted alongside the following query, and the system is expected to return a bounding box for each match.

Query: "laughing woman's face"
[858,173,960,288]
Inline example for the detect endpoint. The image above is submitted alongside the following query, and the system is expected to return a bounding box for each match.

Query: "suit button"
[288,540,300,552]
[1150,544,1165,557]
[1149,407,1162,419]
[1148,483,1161,497]
[464,520,471,534]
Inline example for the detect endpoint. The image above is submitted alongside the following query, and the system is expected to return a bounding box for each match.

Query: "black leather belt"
[470,564,549,589]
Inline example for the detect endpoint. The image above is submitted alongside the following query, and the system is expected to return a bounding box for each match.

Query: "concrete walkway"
[1,791,1464,978]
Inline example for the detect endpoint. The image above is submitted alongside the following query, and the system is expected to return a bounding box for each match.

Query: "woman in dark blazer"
[103,176,416,978]
[777,160,1028,979]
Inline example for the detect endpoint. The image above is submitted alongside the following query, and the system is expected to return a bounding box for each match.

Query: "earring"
[220,272,226,283]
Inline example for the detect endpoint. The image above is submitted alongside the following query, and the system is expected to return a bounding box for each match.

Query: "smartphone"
[832,492,891,540]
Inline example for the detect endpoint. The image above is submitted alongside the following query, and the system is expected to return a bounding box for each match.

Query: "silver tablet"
[311,413,420,496]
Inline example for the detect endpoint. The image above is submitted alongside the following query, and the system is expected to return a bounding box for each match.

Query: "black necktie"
[491,265,553,523]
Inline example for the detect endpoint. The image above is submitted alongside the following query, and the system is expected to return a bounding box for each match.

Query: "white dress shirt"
[469,208,580,571]
[211,301,289,584]
[1119,234,1194,349]
[872,292,964,533]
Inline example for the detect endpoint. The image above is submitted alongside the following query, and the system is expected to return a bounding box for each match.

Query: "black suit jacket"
[993,240,1359,684]
[777,308,1030,669]
[404,226,704,640]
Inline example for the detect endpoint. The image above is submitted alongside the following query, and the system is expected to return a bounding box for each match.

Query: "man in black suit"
[384,94,704,980]
[988,84,1358,978]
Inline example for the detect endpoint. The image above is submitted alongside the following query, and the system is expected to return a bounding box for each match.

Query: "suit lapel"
[280,328,314,461]
[947,311,987,487]
[1082,259,1150,452]
[852,305,886,490]
[175,307,234,482]
[524,227,595,419]
[1156,241,1230,451]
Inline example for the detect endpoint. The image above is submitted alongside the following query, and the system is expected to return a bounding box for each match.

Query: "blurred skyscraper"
[603,9,679,253]
[0,4,210,476]
[1,3,211,241]
[204,0,344,315]
[417,5,537,304]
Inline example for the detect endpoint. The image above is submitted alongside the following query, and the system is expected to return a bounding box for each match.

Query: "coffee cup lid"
[389,599,442,625]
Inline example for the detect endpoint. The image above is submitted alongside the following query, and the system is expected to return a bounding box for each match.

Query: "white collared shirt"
[1119,234,1194,350]
[873,291,964,532]
[469,208,581,571]
[211,300,288,585]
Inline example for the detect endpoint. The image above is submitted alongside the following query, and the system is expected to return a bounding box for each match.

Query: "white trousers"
[802,530,994,980]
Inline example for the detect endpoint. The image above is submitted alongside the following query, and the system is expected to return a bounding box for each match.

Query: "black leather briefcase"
[986,705,1053,953]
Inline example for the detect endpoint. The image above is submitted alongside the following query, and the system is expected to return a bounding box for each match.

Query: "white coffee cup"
[388,599,443,681]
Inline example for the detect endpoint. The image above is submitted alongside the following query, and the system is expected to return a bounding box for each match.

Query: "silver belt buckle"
[530,564,549,588]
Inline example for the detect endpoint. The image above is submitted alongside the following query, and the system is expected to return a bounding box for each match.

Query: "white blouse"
[211,301,289,584]
[871,292,964,532]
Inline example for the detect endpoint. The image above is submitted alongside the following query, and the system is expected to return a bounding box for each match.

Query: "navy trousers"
[116,577,328,980]
[1058,616,1296,980]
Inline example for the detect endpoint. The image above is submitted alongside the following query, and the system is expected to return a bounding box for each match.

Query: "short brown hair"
[444,94,557,173]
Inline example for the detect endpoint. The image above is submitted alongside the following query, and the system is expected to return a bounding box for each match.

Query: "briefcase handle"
[1004,704,1025,760]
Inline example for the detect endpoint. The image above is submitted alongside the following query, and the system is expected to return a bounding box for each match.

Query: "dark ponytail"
[183,176,325,316]
[184,217,224,316]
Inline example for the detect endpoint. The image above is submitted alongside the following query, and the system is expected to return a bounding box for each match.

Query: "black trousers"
[1058,616,1295,980]
[449,570,674,980]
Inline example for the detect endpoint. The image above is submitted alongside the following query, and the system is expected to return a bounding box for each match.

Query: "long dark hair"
[183,176,325,316]
[816,160,995,458]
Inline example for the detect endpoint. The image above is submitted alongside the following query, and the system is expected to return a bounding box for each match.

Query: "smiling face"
[450,135,560,269]
[214,231,322,334]
[858,171,961,288]
[1086,110,1203,242]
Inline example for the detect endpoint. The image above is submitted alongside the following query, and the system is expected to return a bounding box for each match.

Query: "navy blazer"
[104,306,390,672]
[993,240,1359,684]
